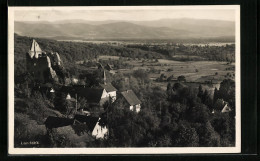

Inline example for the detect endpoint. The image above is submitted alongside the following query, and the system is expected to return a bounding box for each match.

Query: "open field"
[98,55,120,60]
[112,58,235,95]
[122,59,235,82]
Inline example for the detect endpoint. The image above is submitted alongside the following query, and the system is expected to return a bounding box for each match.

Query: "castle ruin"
[26,39,62,83]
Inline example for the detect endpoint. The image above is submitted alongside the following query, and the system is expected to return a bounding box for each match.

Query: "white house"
[91,118,109,139]
[76,88,109,106]
[99,83,117,102]
[74,115,108,139]
[221,104,232,113]
[120,90,141,113]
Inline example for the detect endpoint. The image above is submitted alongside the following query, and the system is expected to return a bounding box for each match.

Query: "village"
[26,40,143,140]
[13,35,235,148]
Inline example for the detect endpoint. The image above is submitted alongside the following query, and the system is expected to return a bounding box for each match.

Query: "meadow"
[113,58,235,82]
[96,54,235,97]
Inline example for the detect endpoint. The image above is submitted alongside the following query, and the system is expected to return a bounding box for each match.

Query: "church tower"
[103,69,107,85]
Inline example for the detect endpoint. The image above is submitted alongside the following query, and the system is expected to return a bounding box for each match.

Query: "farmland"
[97,55,235,90]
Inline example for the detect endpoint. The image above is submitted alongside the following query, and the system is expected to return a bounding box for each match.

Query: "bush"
[177,75,186,82]
[14,113,47,147]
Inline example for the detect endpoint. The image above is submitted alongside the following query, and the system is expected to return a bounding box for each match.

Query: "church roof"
[121,90,141,106]
[99,83,117,92]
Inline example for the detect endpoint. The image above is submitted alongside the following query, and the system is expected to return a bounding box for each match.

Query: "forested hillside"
[14,34,165,76]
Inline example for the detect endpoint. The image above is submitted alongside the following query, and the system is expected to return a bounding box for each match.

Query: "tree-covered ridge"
[14,34,164,75]
[127,43,235,62]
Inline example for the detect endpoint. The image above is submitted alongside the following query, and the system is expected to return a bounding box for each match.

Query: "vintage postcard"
[8,5,240,154]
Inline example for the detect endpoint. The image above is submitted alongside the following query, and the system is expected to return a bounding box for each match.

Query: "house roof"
[41,83,53,88]
[121,90,141,106]
[77,87,105,104]
[99,83,117,92]
[84,117,99,132]
[60,86,75,94]
[74,114,100,132]
[221,104,232,113]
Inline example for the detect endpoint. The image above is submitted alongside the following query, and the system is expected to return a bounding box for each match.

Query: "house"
[98,68,117,102]
[44,116,75,131]
[74,114,108,139]
[66,93,76,102]
[50,88,55,93]
[221,103,232,113]
[120,90,141,113]
[60,86,76,99]
[76,87,110,106]
[61,84,116,112]
[66,93,72,100]
[215,99,232,113]
[105,64,116,75]
[39,83,54,93]
[45,116,95,145]
[99,83,117,102]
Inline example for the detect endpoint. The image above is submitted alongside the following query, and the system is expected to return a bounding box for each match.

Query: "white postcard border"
[8,5,241,154]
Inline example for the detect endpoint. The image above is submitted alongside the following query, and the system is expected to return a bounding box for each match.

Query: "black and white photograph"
[8,6,241,154]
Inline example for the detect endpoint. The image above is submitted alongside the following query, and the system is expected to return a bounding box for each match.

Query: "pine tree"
[197,85,204,102]
[213,87,218,103]
[166,83,172,99]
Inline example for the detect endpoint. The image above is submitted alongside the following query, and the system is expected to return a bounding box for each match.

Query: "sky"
[14,6,237,22]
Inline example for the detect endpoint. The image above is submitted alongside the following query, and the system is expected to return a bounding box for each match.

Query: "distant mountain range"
[14,19,235,40]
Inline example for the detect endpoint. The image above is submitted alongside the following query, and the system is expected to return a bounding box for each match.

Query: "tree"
[214,99,225,111]
[167,75,174,81]
[157,135,172,147]
[77,97,88,111]
[218,79,235,109]
[172,82,184,91]
[133,69,149,83]
[158,73,167,82]
[177,75,186,82]
[197,85,204,101]
[213,87,218,103]
[173,123,199,147]
[166,83,173,98]
[197,122,221,147]
[188,103,210,123]
[203,90,213,108]
[160,106,172,126]
[54,93,73,115]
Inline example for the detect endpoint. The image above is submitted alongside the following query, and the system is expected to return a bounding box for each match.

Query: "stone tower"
[26,39,59,83]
